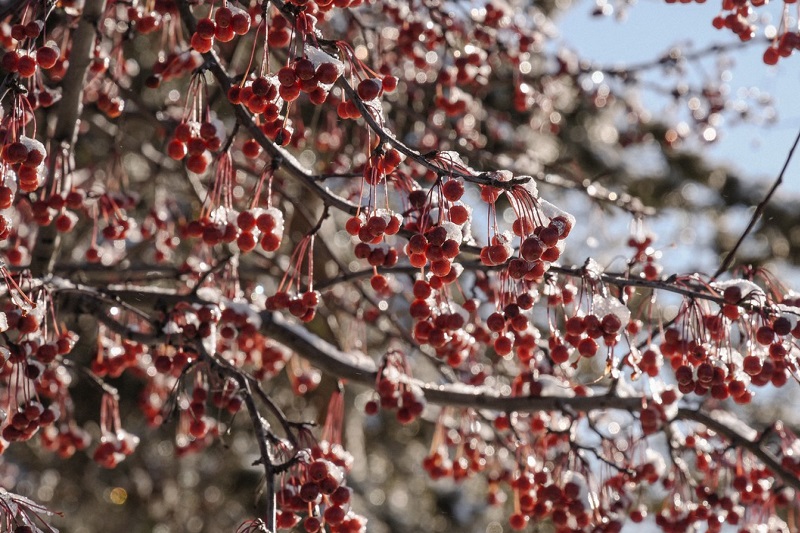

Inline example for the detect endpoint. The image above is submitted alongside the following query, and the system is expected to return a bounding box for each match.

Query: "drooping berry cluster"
[92,396,140,469]
[364,351,425,424]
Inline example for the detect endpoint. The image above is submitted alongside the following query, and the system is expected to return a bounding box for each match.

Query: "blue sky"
[556,0,800,195]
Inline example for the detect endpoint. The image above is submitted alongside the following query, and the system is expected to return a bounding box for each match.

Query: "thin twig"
[713,128,800,279]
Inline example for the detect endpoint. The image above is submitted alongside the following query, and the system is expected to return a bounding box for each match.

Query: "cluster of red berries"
[151,346,195,376]
[1,44,59,79]
[156,302,267,368]
[405,221,463,274]
[1,400,59,444]
[203,306,290,380]
[194,381,242,429]
[266,288,320,323]
[353,241,399,269]
[92,429,140,469]
[348,210,402,272]
[635,347,663,377]
[175,383,231,456]
[485,302,537,357]
[551,310,625,363]
[507,215,573,281]
[164,301,223,336]
[277,55,342,104]
[0,15,61,79]
[23,188,116,239]
[424,429,488,481]
[263,229,320,322]
[506,471,593,531]
[364,352,425,424]
[763,31,800,65]
[276,444,365,533]
[139,365,187,428]
[422,446,454,480]
[336,75,398,119]
[409,278,481,366]
[40,420,91,459]
[1,135,46,193]
[639,397,674,435]
[247,342,289,381]
[26,188,89,232]
[167,120,223,174]
[662,284,797,403]
[234,207,285,253]
[228,76,294,146]
[183,213,236,246]
[184,206,283,252]
[0,312,80,430]
[91,339,146,379]
[346,209,402,245]
[652,457,776,532]
[190,6,252,53]
[711,6,755,42]
[215,305,258,342]
[364,149,404,186]
[627,235,663,280]
[478,292,539,364]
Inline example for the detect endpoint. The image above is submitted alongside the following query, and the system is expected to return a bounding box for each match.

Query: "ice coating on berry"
[305,44,344,85]
[260,207,284,236]
[492,231,513,258]
[374,208,393,225]
[539,199,575,235]
[19,136,45,159]
[711,279,766,304]
[592,294,631,328]
[451,201,474,242]
[223,299,264,329]
[440,221,462,243]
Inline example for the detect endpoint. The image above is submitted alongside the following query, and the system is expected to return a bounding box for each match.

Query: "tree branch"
[30,0,108,277]
[51,279,800,496]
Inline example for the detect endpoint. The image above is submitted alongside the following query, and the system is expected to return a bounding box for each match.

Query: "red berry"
[357,78,382,100]
[763,47,779,65]
[316,62,339,84]
[36,45,59,69]
[167,139,187,160]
